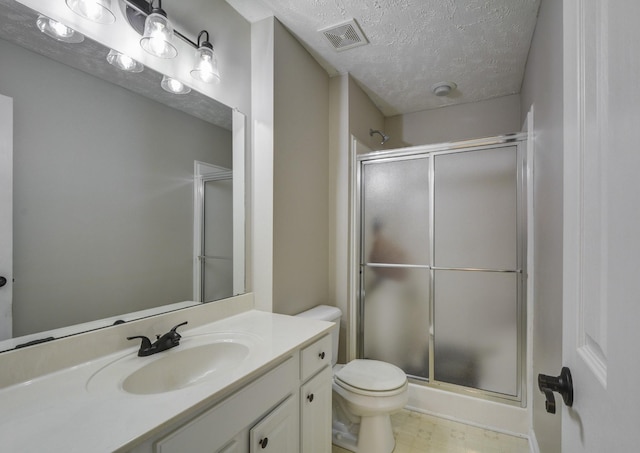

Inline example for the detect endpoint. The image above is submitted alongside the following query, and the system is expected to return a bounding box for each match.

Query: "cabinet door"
[250,395,298,453]
[301,366,332,453]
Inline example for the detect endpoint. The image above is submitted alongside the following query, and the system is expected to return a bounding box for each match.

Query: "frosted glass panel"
[434,270,518,395]
[434,147,517,269]
[362,157,429,266]
[203,259,233,302]
[203,179,233,302]
[363,267,430,379]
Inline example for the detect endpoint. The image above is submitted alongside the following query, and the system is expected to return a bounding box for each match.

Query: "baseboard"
[528,428,540,453]
[406,383,529,437]
[405,404,529,441]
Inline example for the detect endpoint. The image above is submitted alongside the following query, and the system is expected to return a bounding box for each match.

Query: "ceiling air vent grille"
[320,19,368,52]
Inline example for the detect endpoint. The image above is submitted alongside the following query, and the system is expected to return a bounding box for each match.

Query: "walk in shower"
[356,134,527,403]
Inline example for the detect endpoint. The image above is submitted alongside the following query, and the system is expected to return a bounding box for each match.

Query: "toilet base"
[332,421,358,452]
[331,414,396,453]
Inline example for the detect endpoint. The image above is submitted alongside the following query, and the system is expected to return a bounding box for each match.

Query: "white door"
[562,0,640,450]
[0,94,12,341]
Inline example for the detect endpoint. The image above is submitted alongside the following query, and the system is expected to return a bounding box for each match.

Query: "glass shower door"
[433,147,521,397]
[360,156,431,379]
[201,177,234,302]
[357,139,525,401]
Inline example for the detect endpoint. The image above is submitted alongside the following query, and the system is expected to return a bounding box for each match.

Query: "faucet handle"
[169,321,188,337]
[127,335,152,350]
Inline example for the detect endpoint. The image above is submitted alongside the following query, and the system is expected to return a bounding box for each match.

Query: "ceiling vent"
[320,19,368,52]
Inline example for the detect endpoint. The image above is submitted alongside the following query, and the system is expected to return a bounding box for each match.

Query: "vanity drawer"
[300,334,332,382]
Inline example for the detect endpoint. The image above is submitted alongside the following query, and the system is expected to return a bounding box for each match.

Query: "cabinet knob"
[259,437,269,449]
[318,351,325,360]
[307,393,314,403]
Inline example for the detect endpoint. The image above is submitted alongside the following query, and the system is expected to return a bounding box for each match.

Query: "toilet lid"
[334,359,407,392]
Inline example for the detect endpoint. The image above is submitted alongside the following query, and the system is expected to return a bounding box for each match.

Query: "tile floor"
[331,409,530,453]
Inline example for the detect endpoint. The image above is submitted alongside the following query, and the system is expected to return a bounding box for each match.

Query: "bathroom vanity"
[131,330,333,453]
[0,299,334,452]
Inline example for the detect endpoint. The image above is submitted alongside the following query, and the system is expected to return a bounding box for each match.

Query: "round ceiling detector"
[431,81,457,97]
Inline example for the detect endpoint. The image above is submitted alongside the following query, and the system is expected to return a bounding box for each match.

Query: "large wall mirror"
[0,0,246,352]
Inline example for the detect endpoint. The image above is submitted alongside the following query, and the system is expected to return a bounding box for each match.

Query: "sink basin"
[123,341,250,394]
[87,332,261,395]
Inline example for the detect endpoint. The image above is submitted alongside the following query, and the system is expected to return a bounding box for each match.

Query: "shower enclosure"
[356,134,527,403]
[193,162,234,303]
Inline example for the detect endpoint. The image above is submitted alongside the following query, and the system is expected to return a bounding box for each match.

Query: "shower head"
[369,128,390,145]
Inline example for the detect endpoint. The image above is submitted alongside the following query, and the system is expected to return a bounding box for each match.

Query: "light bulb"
[36,15,85,43]
[161,75,191,94]
[191,44,220,84]
[140,12,177,59]
[51,21,74,38]
[66,0,115,24]
[107,49,144,73]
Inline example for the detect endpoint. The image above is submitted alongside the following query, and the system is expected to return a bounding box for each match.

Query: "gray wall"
[348,76,385,150]
[0,38,232,336]
[384,94,521,148]
[328,74,386,361]
[519,0,564,451]
[272,20,330,315]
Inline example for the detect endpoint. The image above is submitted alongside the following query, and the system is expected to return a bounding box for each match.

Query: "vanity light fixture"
[106,49,144,72]
[36,15,85,43]
[139,0,178,59]
[190,31,220,84]
[161,75,191,94]
[66,0,116,24]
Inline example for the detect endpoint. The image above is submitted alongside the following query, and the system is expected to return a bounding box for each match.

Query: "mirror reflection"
[0,0,245,351]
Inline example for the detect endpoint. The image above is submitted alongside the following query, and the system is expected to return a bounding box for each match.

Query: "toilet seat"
[334,359,407,397]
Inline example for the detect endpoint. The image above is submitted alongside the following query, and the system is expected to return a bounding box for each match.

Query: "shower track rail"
[363,263,521,273]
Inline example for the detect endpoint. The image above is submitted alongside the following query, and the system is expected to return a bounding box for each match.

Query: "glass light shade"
[36,15,85,43]
[140,12,177,59]
[161,75,191,94]
[106,50,144,73]
[190,46,220,83]
[66,0,115,24]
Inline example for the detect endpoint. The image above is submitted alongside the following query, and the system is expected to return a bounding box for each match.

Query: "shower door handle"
[0,276,7,288]
[538,367,574,414]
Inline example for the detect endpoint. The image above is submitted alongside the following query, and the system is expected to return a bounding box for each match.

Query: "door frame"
[193,161,232,302]
[0,94,13,341]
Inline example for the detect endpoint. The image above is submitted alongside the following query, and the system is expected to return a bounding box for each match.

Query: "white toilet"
[297,305,408,453]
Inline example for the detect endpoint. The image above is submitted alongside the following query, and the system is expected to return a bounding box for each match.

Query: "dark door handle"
[538,367,573,414]
[0,276,6,288]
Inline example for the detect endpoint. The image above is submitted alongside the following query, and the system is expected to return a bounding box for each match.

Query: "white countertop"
[0,310,333,452]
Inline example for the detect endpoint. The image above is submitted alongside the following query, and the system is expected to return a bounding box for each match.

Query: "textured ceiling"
[239,0,541,116]
[3,0,541,120]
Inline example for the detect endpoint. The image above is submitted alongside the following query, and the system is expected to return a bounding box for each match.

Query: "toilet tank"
[296,305,341,367]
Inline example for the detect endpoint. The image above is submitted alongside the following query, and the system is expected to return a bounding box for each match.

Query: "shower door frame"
[193,162,233,303]
[353,133,529,406]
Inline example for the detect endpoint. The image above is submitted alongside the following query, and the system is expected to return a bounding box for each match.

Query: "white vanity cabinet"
[300,334,333,453]
[130,334,332,453]
[301,366,332,453]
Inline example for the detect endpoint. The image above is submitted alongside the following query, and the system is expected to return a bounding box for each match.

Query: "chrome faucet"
[127,321,188,357]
